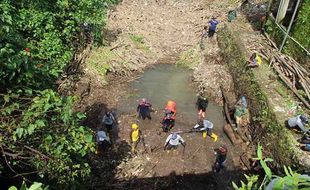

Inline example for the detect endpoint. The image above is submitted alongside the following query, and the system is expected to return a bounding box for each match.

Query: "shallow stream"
[119,64,225,130]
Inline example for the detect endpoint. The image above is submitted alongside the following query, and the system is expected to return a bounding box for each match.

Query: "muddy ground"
[73,0,259,189]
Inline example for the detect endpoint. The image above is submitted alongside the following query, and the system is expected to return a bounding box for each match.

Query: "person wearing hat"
[164,133,186,151]
[96,128,112,154]
[193,119,218,142]
[214,145,228,172]
[130,123,144,154]
[287,115,309,133]
[137,98,153,120]
[207,16,220,37]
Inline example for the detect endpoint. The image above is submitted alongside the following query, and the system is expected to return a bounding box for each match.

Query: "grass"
[175,47,200,69]
[86,47,116,84]
[129,34,150,52]
[275,85,288,98]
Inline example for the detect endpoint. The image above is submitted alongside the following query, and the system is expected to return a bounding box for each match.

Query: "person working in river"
[196,92,209,120]
[164,132,186,152]
[214,145,228,173]
[165,100,176,119]
[161,101,176,132]
[193,119,218,141]
[137,98,152,120]
[287,115,309,133]
[130,123,145,154]
[247,52,262,68]
[102,111,116,133]
[207,16,220,38]
[161,111,175,132]
[96,128,112,154]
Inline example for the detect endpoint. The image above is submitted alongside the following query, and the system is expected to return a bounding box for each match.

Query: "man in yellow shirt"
[130,124,144,154]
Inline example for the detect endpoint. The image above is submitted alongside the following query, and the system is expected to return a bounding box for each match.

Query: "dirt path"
[77,0,252,189]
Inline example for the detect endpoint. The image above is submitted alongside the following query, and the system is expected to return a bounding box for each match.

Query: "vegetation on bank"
[265,0,310,65]
[218,24,299,167]
[0,0,118,188]
[233,144,310,190]
[284,0,310,65]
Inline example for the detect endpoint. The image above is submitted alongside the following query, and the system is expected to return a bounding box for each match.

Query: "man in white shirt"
[164,133,186,150]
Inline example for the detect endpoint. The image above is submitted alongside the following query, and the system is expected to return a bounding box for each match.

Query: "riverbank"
[217,21,310,170]
[74,0,247,189]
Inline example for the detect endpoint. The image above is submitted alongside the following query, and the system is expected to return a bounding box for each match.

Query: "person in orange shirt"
[160,101,176,132]
[165,100,176,119]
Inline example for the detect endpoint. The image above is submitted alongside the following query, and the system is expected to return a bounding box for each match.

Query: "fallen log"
[224,124,242,145]
[220,86,234,126]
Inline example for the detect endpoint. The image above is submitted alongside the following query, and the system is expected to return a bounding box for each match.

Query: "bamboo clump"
[258,34,310,109]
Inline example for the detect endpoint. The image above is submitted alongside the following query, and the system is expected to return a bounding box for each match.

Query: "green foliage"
[129,34,150,52]
[130,34,144,44]
[1,90,95,185]
[0,0,119,187]
[270,166,310,189]
[232,174,259,190]
[233,145,310,190]
[275,85,288,98]
[86,47,115,84]
[9,181,48,190]
[218,25,297,167]
[286,1,310,61]
[252,144,273,180]
[0,0,118,92]
[293,1,310,49]
[266,2,310,65]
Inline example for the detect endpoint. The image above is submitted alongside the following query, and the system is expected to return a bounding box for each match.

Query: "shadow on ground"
[89,167,247,190]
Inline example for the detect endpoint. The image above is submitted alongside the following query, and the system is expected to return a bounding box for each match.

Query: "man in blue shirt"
[208,16,220,37]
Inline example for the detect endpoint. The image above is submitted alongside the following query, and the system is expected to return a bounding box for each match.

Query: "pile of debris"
[260,36,310,109]
[193,39,235,105]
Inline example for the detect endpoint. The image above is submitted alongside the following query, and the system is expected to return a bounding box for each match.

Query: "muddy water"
[119,64,224,134]
[116,64,237,184]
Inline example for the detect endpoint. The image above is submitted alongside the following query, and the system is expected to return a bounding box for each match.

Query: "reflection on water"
[119,64,224,128]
